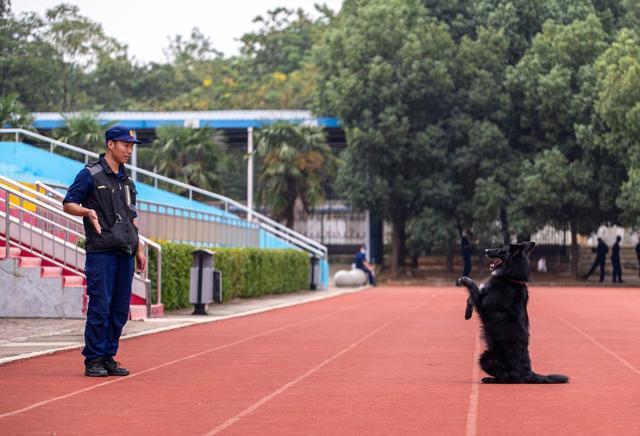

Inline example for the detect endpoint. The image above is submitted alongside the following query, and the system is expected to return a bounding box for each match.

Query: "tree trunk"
[570,219,578,279]
[446,244,454,273]
[398,222,406,266]
[284,205,295,229]
[391,219,404,278]
[500,206,510,244]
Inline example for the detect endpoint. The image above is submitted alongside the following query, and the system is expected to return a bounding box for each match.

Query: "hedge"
[148,241,310,311]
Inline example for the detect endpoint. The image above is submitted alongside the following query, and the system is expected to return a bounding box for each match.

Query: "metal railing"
[136,199,260,248]
[1,184,85,277]
[0,128,327,259]
[0,176,162,308]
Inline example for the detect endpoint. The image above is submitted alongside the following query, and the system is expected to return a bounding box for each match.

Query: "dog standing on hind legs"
[458,242,568,384]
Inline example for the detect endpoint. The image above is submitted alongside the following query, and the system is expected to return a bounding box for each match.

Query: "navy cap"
[105,125,142,144]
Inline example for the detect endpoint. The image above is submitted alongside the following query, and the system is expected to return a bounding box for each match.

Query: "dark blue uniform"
[461,235,472,277]
[584,239,608,282]
[64,158,138,365]
[611,239,623,283]
[355,251,375,285]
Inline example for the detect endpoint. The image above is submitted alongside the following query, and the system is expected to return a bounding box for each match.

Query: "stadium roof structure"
[32,110,341,130]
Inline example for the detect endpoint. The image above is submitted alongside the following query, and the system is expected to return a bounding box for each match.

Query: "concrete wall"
[0,259,84,318]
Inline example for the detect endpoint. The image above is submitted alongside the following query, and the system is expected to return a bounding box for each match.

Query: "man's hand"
[86,209,101,234]
[136,246,146,273]
[63,203,101,234]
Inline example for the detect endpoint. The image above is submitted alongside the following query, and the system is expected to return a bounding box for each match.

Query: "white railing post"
[247,127,254,222]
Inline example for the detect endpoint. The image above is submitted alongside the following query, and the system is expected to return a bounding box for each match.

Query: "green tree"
[595,28,640,225]
[0,93,33,128]
[152,126,225,193]
[315,0,456,276]
[44,3,125,110]
[254,122,334,228]
[510,149,597,276]
[53,112,114,151]
[0,10,63,110]
[506,15,618,276]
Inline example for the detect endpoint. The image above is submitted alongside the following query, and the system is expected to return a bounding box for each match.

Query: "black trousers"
[585,259,605,282]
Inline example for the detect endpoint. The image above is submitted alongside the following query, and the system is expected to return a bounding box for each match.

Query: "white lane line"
[556,316,640,377]
[203,304,425,436]
[0,302,369,420]
[0,342,80,347]
[466,331,482,436]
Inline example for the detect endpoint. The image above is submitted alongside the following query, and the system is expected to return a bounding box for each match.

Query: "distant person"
[583,237,608,282]
[611,235,623,283]
[537,256,547,273]
[635,241,640,277]
[354,244,375,285]
[460,229,473,277]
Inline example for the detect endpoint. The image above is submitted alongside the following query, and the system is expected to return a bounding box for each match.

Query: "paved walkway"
[0,286,367,365]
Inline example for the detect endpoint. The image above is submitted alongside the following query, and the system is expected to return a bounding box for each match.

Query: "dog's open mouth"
[489,259,504,271]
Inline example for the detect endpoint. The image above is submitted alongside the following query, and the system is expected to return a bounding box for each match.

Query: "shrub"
[149,241,309,311]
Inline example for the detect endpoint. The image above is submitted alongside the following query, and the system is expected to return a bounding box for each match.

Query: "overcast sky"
[14,0,344,64]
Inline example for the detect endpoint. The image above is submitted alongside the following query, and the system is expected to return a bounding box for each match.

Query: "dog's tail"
[527,372,569,384]
[457,276,480,320]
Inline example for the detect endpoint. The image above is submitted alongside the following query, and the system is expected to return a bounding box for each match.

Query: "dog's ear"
[523,241,535,254]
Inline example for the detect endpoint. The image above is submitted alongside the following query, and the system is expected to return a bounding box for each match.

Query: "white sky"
[14,0,344,64]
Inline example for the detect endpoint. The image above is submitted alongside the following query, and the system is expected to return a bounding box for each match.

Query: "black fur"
[457,242,569,384]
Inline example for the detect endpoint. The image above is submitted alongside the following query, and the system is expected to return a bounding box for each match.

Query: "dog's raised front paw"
[481,377,497,384]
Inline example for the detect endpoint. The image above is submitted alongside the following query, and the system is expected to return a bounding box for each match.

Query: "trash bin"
[309,255,320,290]
[190,249,215,315]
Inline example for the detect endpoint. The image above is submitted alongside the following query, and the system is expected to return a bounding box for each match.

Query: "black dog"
[457,242,568,384]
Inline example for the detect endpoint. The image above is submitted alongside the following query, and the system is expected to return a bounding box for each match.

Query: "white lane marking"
[0,302,369,420]
[556,316,640,377]
[466,331,482,436]
[203,304,425,436]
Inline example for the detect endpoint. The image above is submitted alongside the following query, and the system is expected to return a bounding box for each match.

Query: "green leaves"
[53,112,115,152]
[152,126,225,193]
[149,241,309,309]
[255,122,334,227]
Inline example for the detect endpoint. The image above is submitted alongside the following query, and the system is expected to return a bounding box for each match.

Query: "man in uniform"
[63,125,146,377]
[354,244,375,285]
[611,235,623,283]
[583,237,608,283]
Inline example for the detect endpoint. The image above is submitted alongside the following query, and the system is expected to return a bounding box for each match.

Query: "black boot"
[103,356,130,376]
[85,358,108,377]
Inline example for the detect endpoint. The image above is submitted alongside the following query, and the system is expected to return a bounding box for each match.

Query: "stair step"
[19,256,42,268]
[129,304,164,320]
[0,247,22,259]
[129,305,148,320]
[63,275,85,288]
[41,266,63,277]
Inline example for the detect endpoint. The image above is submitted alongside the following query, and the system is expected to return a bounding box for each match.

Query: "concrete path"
[0,286,367,365]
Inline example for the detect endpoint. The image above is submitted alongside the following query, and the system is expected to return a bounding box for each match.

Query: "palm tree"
[0,94,34,129]
[152,126,225,193]
[255,122,334,228]
[55,112,115,152]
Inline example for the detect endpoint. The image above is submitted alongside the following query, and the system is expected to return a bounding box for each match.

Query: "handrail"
[1,128,327,258]
[0,177,162,307]
[32,179,160,250]
[39,182,321,256]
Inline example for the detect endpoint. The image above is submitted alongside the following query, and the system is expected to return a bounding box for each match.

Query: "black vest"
[83,156,139,255]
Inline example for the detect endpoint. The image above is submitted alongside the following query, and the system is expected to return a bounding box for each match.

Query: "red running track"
[1,286,640,435]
